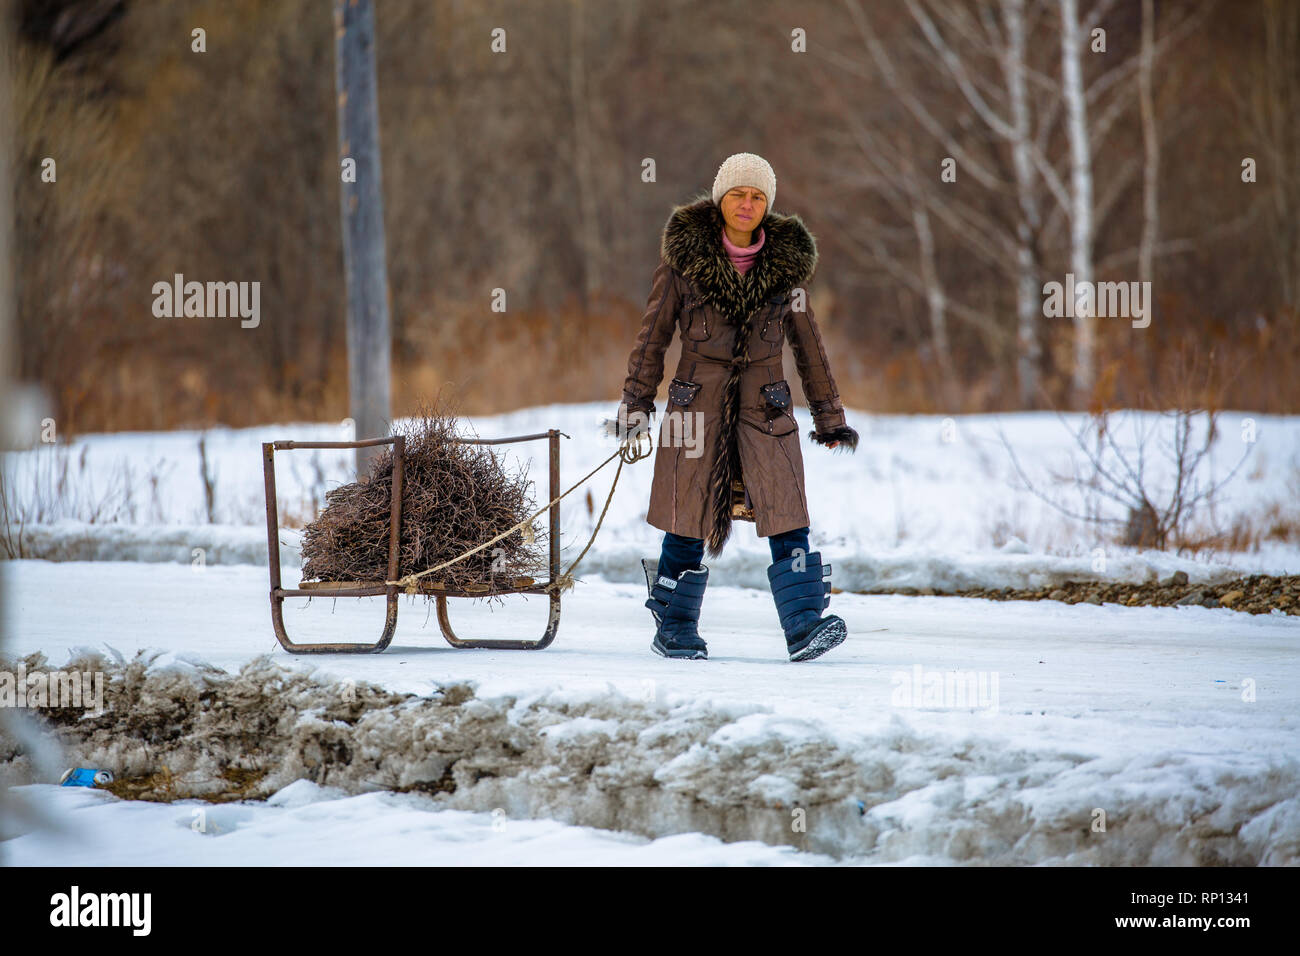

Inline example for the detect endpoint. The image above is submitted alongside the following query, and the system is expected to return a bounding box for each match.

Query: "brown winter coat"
[620,193,857,556]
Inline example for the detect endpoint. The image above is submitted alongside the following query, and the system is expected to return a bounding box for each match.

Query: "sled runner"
[262,431,564,654]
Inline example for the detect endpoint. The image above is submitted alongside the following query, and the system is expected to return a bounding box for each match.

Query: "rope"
[385,429,653,594]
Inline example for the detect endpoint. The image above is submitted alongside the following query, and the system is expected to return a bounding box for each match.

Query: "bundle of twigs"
[300,398,547,598]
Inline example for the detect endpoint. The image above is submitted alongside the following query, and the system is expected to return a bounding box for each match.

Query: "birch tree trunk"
[911,201,952,382]
[1004,0,1042,407]
[1060,0,1096,405]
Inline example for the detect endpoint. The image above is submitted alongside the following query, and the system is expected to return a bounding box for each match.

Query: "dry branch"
[300,398,547,597]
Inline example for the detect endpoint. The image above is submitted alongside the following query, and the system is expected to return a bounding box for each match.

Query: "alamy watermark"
[890,663,999,715]
[50,886,151,936]
[152,273,260,328]
[608,408,706,458]
[1043,273,1151,329]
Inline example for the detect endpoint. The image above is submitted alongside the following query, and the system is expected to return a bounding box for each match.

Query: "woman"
[614,152,859,663]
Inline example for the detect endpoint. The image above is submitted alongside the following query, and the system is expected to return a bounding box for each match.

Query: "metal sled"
[262,430,563,654]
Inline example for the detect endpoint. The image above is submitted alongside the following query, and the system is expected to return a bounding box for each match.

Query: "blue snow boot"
[641,558,709,660]
[767,551,847,662]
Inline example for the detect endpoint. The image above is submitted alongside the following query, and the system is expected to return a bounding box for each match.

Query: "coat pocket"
[759,293,789,343]
[744,379,797,436]
[668,377,702,407]
[682,293,710,341]
[760,379,793,412]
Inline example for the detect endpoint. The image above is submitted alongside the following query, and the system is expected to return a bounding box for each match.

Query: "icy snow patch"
[4,649,1297,865]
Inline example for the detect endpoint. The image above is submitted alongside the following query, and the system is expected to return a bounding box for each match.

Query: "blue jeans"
[656,526,811,580]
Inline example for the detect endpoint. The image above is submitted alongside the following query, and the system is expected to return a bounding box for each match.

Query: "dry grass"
[35,300,1297,436]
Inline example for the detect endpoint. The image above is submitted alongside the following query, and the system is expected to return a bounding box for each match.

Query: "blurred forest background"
[10,0,1299,435]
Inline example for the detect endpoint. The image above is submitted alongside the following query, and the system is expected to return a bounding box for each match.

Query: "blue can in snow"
[60,768,113,788]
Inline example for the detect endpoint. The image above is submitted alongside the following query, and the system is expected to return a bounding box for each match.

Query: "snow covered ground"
[3,558,1298,865]
[2,405,1297,864]
[5,405,1299,583]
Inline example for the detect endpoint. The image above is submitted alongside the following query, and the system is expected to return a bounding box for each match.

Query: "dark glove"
[808,424,859,453]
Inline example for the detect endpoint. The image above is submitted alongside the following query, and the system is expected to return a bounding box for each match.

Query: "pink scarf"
[721,224,765,275]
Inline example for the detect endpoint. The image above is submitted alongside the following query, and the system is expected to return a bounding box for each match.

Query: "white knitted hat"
[711,152,776,211]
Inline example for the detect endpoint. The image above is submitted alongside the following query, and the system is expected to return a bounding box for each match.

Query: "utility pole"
[334,0,392,477]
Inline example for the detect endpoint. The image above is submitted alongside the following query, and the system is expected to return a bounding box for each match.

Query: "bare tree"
[1005,0,1044,404]
[1058,0,1095,403]
[832,0,1213,408]
[1000,342,1255,551]
[826,2,1025,390]
[1003,404,1253,550]
[1137,0,1158,292]
[835,0,1069,405]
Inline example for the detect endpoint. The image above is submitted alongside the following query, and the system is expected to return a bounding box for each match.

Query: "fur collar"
[660,191,818,322]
